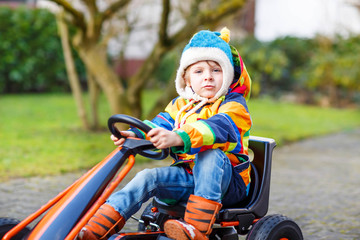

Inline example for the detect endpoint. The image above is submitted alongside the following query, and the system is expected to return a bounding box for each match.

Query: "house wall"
[255,0,360,41]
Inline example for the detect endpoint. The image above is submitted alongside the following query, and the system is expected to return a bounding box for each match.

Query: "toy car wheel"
[246,214,303,240]
[0,217,31,240]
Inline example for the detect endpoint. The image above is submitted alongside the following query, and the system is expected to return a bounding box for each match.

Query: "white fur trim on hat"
[175,47,234,101]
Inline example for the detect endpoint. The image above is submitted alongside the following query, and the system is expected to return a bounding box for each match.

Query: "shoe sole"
[164,221,192,240]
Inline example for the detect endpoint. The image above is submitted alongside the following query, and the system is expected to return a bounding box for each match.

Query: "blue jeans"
[106,149,233,220]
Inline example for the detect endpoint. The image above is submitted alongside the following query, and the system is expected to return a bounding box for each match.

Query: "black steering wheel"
[108,114,169,160]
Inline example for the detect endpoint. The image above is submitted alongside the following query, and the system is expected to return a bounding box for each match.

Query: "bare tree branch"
[49,0,86,30]
[79,0,101,40]
[159,0,170,45]
[190,0,204,16]
[80,0,97,8]
[80,0,98,15]
[57,11,90,129]
[53,0,248,120]
[127,0,246,115]
[199,0,246,24]
[102,0,132,22]
[169,0,246,46]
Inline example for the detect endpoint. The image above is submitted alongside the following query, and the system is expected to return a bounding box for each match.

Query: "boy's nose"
[204,71,213,80]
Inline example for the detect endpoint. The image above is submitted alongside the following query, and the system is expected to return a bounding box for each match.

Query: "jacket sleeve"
[130,99,176,139]
[173,93,252,155]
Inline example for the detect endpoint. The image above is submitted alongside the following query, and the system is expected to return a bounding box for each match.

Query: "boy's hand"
[147,128,184,149]
[110,131,136,146]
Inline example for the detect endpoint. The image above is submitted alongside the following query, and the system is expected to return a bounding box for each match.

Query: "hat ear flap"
[230,45,241,81]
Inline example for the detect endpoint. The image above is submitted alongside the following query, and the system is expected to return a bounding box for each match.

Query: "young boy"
[78,27,252,240]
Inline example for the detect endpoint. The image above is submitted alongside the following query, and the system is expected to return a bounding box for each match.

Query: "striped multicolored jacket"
[132,47,252,188]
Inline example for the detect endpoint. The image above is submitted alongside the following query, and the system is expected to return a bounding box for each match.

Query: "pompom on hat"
[175,27,234,102]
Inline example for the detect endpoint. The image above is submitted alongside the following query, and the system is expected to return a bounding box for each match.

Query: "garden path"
[1,129,360,239]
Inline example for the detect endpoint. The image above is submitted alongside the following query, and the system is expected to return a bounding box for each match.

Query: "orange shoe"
[164,219,208,240]
[77,204,125,240]
[164,195,222,240]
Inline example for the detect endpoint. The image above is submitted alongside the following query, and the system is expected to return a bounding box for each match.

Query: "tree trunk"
[127,43,169,118]
[77,46,132,116]
[57,13,90,130]
[87,70,100,129]
[147,71,177,119]
[51,0,246,125]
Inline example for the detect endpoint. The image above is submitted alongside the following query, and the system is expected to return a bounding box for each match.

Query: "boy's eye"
[213,68,222,72]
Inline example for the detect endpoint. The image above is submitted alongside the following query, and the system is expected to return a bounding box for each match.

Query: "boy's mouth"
[203,85,215,89]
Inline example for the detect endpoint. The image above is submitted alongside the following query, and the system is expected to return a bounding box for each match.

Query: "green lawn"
[0,93,359,180]
[248,98,360,143]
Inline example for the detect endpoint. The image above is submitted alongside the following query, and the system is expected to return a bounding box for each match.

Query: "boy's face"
[185,61,223,99]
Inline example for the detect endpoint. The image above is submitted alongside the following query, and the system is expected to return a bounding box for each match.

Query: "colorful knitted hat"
[175,27,234,102]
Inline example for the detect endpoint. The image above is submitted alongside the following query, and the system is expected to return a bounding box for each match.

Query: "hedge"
[0,6,84,93]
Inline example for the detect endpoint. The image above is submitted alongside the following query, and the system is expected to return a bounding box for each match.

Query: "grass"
[0,94,112,180]
[0,93,359,180]
[248,97,360,144]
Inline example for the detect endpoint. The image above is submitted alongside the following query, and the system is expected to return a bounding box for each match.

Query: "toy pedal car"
[1,114,302,240]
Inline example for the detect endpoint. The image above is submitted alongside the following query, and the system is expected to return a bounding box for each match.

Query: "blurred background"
[0,0,359,179]
[1,1,360,239]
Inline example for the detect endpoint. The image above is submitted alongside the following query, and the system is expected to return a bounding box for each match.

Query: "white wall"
[255,0,360,41]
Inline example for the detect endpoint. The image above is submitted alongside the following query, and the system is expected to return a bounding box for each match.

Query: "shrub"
[300,35,360,106]
[0,6,84,93]
[234,35,360,106]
